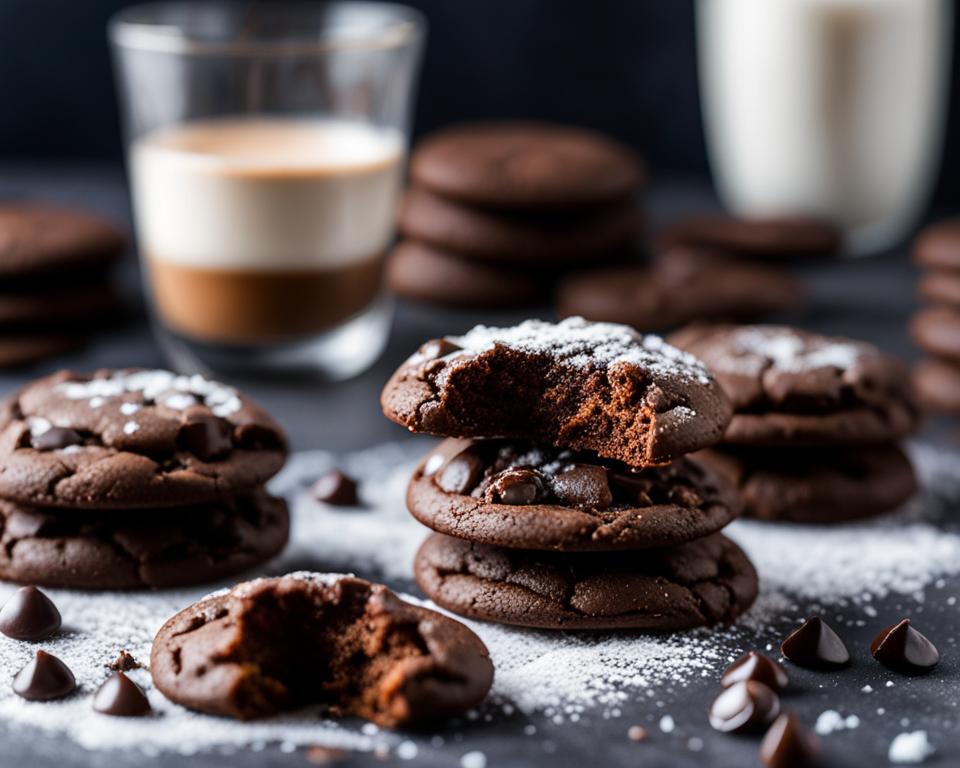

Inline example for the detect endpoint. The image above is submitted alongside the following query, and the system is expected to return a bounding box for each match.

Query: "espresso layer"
[148,256,383,344]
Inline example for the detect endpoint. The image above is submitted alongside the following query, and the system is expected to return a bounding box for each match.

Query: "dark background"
[1,0,959,206]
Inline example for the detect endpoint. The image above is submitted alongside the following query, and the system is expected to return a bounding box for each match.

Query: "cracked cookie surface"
[692,445,916,524]
[151,573,494,727]
[381,317,732,467]
[414,531,757,630]
[408,437,740,551]
[669,324,919,445]
[0,490,288,588]
[0,368,287,508]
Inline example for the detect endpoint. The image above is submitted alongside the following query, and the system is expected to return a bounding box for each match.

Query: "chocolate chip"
[32,426,83,451]
[870,619,939,674]
[0,586,61,641]
[107,650,141,672]
[550,464,613,509]
[780,616,849,669]
[721,651,790,692]
[484,468,544,505]
[436,449,485,495]
[609,471,654,506]
[93,671,151,716]
[760,713,821,768]
[13,650,77,701]
[709,681,781,734]
[420,338,461,360]
[178,412,232,460]
[311,470,359,506]
[668,484,702,507]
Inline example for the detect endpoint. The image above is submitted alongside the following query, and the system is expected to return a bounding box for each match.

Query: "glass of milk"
[697,0,953,255]
[110,2,425,378]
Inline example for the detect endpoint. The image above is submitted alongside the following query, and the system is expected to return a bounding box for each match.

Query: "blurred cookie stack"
[388,122,646,308]
[0,368,289,589]
[558,214,842,332]
[910,218,960,415]
[381,317,758,631]
[671,324,920,524]
[0,204,126,367]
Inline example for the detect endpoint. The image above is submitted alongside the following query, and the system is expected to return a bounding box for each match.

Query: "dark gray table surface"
[0,164,957,767]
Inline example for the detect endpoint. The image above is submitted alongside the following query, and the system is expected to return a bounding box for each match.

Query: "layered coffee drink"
[131,119,403,344]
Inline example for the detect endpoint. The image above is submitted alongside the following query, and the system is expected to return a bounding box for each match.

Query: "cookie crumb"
[305,746,347,765]
[627,725,648,742]
[106,650,141,672]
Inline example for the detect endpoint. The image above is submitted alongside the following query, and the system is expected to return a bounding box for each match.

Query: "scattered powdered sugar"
[888,731,935,763]
[122,421,140,435]
[711,326,868,377]
[442,317,712,384]
[56,370,243,417]
[26,417,51,437]
[815,710,860,735]
[119,402,141,416]
[0,439,957,755]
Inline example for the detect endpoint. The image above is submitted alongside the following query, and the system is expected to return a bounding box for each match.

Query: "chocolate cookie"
[410,122,645,209]
[557,248,803,332]
[398,186,641,263]
[0,369,287,509]
[913,218,960,270]
[381,318,732,467]
[669,325,918,446]
[910,306,960,363]
[692,445,916,524]
[0,204,125,280]
[386,241,547,308]
[0,281,121,330]
[917,270,960,308]
[0,334,84,369]
[408,438,740,551]
[0,491,288,589]
[414,532,758,630]
[151,573,493,726]
[659,215,841,260]
[913,358,960,415]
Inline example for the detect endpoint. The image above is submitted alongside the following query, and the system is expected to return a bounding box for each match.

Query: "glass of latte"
[110,2,424,378]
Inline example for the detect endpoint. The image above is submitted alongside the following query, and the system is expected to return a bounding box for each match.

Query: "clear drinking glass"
[110,2,425,378]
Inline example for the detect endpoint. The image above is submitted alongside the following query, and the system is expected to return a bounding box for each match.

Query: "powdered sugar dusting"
[444,317,712,384]
[711,326,870,377]
[0,440,956,755]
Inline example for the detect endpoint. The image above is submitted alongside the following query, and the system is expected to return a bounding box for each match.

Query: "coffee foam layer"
[131,119,403,271]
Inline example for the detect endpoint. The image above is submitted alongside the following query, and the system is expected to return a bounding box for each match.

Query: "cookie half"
[151,573,494,727]
[410,122,645,209]
[381,317,732,467]
[415,532,758,630]
[692,445,916,524]
[399,186,640,263]
[0,368,287,509]
[0,204,125,280]
[557,248,802,332]
[408,438,739,551]
[669,324,919,446]
[0,491,288,589]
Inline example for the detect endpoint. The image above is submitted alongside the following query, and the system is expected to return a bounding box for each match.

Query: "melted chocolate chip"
[107,650,141,672]
[609,471,655,505]
[709,681,781,734]
[484,468,545,505]
[420,338,462,360]
[13,650,77,701]
[32,426,83,451]
[177,414,233,460]
[870,619,939,674]
[311,470,359,506]
[0,586,61,641]
[780,617,850,669]
[668,484,702,507]
[93,671,151,716]
[721,651,790,692]
[436,449,486,495]
[760,713,821,768]
[550,464,613,509]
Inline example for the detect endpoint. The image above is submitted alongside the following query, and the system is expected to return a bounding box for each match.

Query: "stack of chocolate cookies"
[388,122,646,309]
[381,317,759,630]
[910,218,960,415]
[0,368,289,588]
[0,204,126,367]
[671,325,920,524]
[558,214,840,332]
